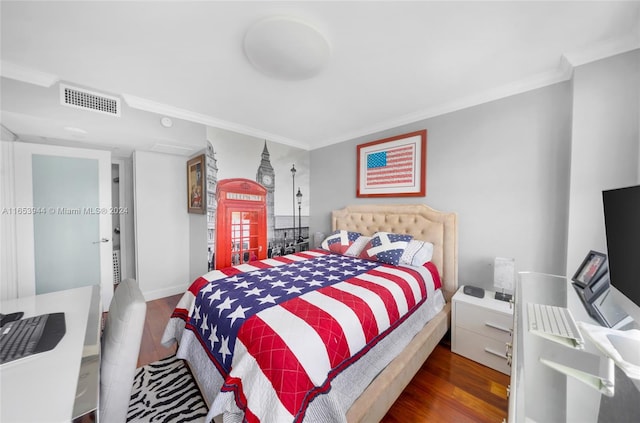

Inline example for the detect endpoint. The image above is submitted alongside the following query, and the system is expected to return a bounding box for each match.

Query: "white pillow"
[399,240,434,266]
[344,235,372,257]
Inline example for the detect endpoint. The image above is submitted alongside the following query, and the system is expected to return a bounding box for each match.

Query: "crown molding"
[1,124,18,141]
[312,34,640,150]
[122,94,310,150]
[0,61,60,87]
[4,29,637,153]
[312,64,574,150]
[562,32,640,67]
[150,142,200,156]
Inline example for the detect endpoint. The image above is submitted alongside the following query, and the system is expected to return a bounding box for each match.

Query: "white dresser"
[451,286,514,374]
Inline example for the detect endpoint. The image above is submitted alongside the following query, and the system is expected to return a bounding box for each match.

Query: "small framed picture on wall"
[356,130,427,197]
[187,154,206,214]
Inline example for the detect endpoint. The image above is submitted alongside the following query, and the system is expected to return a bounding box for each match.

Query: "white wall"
[189,212,207,282]
[133,151,192,300]
[311,83,573,290]
[311,50,640,291]
[566,50,640,276]
[121,157,137,280]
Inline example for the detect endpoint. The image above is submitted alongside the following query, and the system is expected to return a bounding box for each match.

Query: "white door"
[12,142,114,308]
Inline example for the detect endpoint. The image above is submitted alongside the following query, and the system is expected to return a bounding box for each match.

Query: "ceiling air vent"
[60,84,121,117]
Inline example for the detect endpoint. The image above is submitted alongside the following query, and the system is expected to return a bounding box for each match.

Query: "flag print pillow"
[321,230,362,254]
[344,235,372,257]
[358,232,413,265]
[399,240,434,267]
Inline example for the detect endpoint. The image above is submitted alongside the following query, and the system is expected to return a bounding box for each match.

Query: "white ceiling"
[1,1,639,155]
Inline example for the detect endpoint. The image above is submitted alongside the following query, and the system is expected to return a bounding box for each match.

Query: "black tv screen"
[603,184,640,307]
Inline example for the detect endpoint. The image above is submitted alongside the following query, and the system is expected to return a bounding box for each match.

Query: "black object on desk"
[495,291,513,302]
[573,282,630,328]
[463,285,485,298]
[0,312,24,327]
[0,312,66,364]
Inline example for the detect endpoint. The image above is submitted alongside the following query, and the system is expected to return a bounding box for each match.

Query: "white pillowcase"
[344,235,372,257]
[399,240,434,266]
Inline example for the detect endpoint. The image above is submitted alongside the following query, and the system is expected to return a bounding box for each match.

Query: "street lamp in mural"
[290,164,296,244]
[296,188,303,243]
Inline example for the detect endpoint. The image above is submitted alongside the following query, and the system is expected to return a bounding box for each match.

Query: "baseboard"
[143,284,188,301]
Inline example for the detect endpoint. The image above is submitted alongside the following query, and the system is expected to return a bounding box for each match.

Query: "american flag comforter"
[162,249,443,423]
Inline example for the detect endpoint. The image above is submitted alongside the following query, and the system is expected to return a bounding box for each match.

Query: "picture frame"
[187,154,206,214]
[356,130,427,197]
[572,250,608,288]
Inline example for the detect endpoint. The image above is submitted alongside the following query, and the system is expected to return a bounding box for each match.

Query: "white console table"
[508,272,640,422]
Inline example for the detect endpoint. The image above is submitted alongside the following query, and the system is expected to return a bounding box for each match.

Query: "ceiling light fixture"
[243,16,331,80]
[160,117,173,128]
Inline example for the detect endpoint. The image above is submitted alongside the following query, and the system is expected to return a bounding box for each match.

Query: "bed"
[162,204,458,423]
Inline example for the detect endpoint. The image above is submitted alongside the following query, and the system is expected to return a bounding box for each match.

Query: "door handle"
[93,238,110,244]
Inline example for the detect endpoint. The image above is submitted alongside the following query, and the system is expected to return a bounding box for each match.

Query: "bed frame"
[331,204,458,422]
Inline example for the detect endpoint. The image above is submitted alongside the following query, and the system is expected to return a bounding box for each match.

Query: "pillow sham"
[321,230,362,254]
[344,235,372,257]
[399,240,434,267]
[358,232,413,265]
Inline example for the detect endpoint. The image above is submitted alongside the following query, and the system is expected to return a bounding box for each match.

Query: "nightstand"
[451,286,514,374]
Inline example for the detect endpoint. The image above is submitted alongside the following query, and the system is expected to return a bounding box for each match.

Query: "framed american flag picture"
[357,130,427,197]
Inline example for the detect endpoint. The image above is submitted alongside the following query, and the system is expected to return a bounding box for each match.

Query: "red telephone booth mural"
[215,178,267,269]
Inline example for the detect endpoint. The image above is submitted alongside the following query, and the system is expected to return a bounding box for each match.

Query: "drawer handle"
[484,347,507,360]
[485,322,512,334]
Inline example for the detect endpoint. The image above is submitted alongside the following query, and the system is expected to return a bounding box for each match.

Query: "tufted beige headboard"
[332,204,458,299]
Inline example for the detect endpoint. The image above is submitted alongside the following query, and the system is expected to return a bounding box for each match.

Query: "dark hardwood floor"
[138,295,509,422]
[137,294,181,367]
[382,341,509,423]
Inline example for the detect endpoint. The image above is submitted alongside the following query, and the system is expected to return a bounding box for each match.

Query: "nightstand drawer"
[455,301,512,343]
[454,327,511,374]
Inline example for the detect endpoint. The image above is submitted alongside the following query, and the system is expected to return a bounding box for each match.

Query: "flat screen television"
[602,184,640,308]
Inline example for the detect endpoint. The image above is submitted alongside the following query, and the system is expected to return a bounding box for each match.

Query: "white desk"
[509,273,640,422]
[0,285,101,423]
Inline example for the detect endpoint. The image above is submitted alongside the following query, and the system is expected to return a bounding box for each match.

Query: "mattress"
[162,250,445,423]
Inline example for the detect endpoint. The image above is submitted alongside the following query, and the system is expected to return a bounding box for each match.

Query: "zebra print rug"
[127,355,208,423]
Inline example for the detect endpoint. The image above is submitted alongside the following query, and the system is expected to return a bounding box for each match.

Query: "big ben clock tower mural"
[206,126,309,269]
[255,141,275,244]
